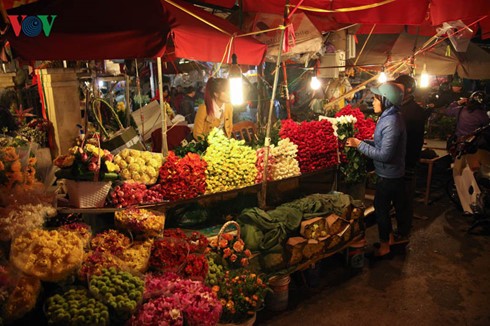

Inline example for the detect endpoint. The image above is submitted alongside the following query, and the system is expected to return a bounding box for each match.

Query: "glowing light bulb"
[378,71,388,83]
[310,76,321,90]
[420,64,430,88]
[229,54,243,105]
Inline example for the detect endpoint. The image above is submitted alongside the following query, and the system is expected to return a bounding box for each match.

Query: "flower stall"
[0,95,373,324]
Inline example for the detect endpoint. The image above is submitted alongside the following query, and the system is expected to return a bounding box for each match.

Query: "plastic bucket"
[266,275,291,311]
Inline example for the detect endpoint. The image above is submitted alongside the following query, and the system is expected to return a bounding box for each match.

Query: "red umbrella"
[3,0,266,64]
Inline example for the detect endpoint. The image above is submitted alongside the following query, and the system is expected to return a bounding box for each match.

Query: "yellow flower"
[116,102,126,112]
[68,146,79,155]
[105,161,119,173]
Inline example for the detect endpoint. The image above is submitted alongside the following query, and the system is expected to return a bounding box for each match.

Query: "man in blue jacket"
[346,81,407,258]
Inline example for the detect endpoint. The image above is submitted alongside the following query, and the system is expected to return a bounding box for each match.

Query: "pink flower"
[87,162,97,171]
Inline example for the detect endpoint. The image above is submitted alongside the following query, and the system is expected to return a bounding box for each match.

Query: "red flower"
[223,248,232,258]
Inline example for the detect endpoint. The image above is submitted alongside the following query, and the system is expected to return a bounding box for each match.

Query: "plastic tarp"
[4,0,267,65]
[241,12,322,61]
[354,33,490,79]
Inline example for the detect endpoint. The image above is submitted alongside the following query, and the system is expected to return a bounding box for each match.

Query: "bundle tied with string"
[91,98,145,155]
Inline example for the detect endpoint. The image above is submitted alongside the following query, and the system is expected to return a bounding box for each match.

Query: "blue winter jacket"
[358,105,406,179]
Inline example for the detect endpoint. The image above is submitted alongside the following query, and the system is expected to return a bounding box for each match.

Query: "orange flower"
[240,258,249,267]
[222,233,233,241]
[244,249,252,257]
[233,240,244,252]
[219,239,228,249]
[226,300,234,310]
[2,147,18,162]
[230,254,238,262]
[212,285,220,293]
[11,171,23,183]
[209,239,218,248]
[28,157,37,166]
[0,161,4,171]
[10,160,21,172]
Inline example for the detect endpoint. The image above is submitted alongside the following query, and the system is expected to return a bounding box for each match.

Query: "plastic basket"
[65,180,111,208]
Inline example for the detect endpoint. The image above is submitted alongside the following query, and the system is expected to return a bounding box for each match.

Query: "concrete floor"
[257,182,490,325]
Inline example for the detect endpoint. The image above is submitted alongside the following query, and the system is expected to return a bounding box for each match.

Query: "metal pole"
[125,74,131,127]
[157,57,169,157]
[281,62,291,119]
[259,26,286,209]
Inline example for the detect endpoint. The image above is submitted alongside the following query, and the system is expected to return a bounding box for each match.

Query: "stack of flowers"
[58,222,92,248]
[255,147,276,183]
[0,146,38,190]
[150,229,209,278]
[114,149,163,185]
[0,203,56,241]
[131,273,221,326]
[54,141,119,181]
[270,138,301,180]
[114,207,165,238]
[150,236,189,273]
[334,106,376,184]
[203,128,257,193]
[150,152,207,201]
[213,269,269,324]
[335,105,376,140]
[279,119,338,173]
[107,182,165,208]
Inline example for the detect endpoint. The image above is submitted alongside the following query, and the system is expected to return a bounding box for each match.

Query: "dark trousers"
[404,167,417,233]
[374,176,408,242]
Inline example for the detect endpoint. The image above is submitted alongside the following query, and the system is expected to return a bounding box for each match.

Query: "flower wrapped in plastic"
[132,272,221,326]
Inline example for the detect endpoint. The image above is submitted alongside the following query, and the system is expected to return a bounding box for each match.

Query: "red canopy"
[197,0,490,37]
[4,0,266,65]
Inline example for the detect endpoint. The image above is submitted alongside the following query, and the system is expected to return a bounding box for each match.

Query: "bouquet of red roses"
[279,119,338,173]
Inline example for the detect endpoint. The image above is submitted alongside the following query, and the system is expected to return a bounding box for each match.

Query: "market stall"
[1,0,488,325]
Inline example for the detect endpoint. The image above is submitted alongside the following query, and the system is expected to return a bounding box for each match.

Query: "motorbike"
[450,122,490,234]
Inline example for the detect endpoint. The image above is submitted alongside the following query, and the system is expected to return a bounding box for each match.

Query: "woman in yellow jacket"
[193,77,233,140]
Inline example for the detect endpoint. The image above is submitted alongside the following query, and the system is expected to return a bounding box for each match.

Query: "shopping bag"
[91,98,145,154]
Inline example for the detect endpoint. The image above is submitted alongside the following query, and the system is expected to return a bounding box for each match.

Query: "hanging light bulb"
[228,54,243,105]
[420,64,430,88]
[378,67,388,83]
[310,76,321,90]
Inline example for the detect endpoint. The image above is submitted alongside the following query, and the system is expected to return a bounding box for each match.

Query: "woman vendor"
[193,78,233,140]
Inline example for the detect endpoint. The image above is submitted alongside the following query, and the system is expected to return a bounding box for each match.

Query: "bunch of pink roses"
[131,273,221,326]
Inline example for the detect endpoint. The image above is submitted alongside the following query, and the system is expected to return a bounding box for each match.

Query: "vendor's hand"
[457,97,468,105]
[346,137,361,148]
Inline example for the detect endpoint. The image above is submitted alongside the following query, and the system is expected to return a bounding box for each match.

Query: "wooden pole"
[281,62,291,119]
[157,57,169,157]
[259,26,286,209]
